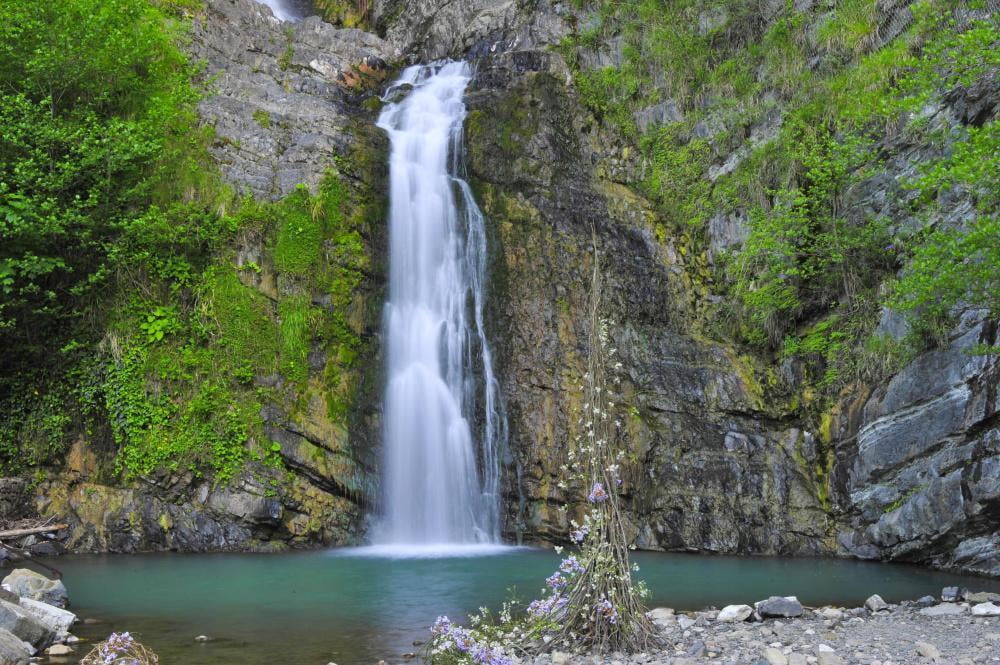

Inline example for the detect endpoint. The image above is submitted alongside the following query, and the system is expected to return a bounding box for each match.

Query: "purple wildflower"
[97,632,135,665]
[527,594,568,618]
[595,598,619,624]
[451,627,474,653]
[588,482,609,503]
[431,616,452,636]
[570,525,589,543]
[546,571,567,590]
[559,555,585,575]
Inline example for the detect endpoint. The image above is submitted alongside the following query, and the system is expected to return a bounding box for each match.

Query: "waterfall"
[376,62,506,547]
[257,0,305,21]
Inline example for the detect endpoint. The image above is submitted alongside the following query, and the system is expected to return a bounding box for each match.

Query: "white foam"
[332,544,529,559]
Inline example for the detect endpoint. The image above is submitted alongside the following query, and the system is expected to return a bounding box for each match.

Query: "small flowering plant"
[80,632,159,665]
[427,256,659,663]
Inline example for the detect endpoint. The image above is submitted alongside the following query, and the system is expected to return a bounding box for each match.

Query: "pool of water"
[46,548,1000,664]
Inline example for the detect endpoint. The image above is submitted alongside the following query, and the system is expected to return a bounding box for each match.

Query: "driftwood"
[0,522,68,579]
[0,524,68,540]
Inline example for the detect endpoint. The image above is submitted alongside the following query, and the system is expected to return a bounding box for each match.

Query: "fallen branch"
[0,524,68,540]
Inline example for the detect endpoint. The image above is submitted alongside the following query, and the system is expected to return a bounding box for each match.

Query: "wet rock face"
[464,53,831,555]
[833,318,1000,575]
[190,0,398,198]
[23,0,391,554]
[462,34,997,572]
[371,0,572,60]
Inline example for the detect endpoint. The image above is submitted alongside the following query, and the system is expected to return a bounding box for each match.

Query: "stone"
[756,596,804,618]
[914,595,936,607]
[551,652,571,665]
[45,644,73,656]
[816,607,844,620]
[194,635,211,642]
[967,591,1000,603]
[0,571,67,609]
[763,647,788,665]
[915,641,941,661]
[941,586,966,602]
[717,604,754,623]
[865,595,889,612]
[0,601,49,647]
[971,602,1000,617]
[17,599,75,639]
[919,603,968,616]
[816,653,844,665]
[677,615,696,630]
[648,607,675,623]
[789,655,808,665]
[0,628,31,665]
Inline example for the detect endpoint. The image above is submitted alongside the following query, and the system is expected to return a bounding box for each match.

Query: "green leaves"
[139,305,181,344]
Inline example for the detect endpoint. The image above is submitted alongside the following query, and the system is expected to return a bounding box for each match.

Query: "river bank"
[535,592,1000,665]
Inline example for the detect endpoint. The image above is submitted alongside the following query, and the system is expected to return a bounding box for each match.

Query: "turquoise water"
[49,548,1000,664]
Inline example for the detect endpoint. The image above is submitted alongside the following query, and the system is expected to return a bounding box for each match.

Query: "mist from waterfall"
[376,62,506,547]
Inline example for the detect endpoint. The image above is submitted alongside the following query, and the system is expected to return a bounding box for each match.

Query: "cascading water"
[376,62,506,547]
[257,0,306,21]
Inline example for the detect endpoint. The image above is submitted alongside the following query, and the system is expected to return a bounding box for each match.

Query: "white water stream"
[376,62,506,547]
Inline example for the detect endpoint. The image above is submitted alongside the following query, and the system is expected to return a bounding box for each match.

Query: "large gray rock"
[971,602,1000,617]
[865,594,889,612]
[17,600,74,639]
[0,628,31,665]
[919,603,968,616]
[717,604,753,622]
[755,596,803,618]
[0,600,50,648]
[0,570,67,609]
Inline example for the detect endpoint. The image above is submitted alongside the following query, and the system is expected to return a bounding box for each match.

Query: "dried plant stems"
[549,243,660,653]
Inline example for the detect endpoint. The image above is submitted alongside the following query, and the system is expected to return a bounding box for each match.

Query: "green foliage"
[274,186,325,275]
[891,216,1000,343]
[252,109,272,128]
[567,0,998,396]
[730,126,893,349]
[139,306,182,344]
[640,125,712,233]
[104,339,254,482]
[279,295,319,384]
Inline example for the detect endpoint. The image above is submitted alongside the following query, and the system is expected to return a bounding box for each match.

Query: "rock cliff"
[7,0,996,577]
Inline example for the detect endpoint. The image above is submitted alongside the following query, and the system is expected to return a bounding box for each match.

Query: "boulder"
[816,607,844,620]
[17,600,74,639]
[0,628,31,665]
[865,594,889,612]
[915,640,941,661]
[919,603,968,616]
[941,586,966,602]
[971,602,1000,617]
[915,595,936,607]
[755,596,804,618]
[0,601,49,647]
[0,570,67,609]
[717,604,754,622]
[44,644,73,656]
[648,607,675,624]
[763,646,787,665]
[967,591,1000,603]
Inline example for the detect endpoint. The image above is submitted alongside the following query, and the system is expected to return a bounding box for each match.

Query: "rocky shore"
[0,569,80,663]
[532,589,1000,665]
